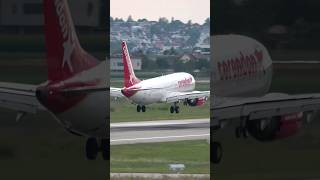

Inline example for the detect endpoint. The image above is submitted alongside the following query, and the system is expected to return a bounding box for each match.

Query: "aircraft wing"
[212,93,320,127]
[164,91,210,103]
[110,87,124,98]
[0,82,45,115]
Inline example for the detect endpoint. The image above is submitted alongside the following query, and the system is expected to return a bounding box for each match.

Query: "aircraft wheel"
[141,105,146,112]
[175,106,180,113]
[137,105,141,112]
[170,106,174,113]
[101,139,109,161]
[212,141,223,164]
[86,137,99,160]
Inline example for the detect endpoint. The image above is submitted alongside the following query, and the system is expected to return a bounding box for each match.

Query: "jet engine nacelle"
[246,112,303,141]
[187,97,207,106]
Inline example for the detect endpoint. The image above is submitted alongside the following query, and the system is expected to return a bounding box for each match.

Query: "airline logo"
[217,49,265,80]
[54,0,74,73]
[178,77,193,88]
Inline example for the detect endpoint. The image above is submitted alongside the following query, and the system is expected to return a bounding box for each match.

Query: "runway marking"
[111,119,209,128]
[111,133,210,143]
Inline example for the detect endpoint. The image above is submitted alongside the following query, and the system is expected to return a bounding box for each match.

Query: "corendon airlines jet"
[211,35,320,164]
[0,0,108,160]
[110,42,210,113]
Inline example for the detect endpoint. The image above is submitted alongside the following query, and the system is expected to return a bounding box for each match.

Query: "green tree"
[158,17,169,24]
[127,15,134,22]
[173,60,184,72]
[141,55,157,70]
[186,28,201,46]
[187,20,192,26]
[204,18,210,26]
[156,57,169,69]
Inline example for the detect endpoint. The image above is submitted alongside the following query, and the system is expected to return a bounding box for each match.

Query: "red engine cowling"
[247,112,303,141]
[276,112,303,139]
[187,97,207,106]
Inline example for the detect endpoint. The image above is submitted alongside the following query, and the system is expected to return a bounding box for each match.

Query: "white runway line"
[111,133,210,143]
[111,118,209,128]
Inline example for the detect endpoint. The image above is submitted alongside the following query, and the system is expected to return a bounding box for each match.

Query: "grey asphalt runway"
[110,119,210,145]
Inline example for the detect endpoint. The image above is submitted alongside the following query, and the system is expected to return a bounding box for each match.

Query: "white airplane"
[110,42,210,113]
[0,0,108,160]
[211,34,320,164]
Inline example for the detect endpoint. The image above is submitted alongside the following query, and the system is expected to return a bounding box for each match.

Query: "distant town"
[110,16,210,72]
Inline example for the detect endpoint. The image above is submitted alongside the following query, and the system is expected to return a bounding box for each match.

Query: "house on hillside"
[179,53,197,63]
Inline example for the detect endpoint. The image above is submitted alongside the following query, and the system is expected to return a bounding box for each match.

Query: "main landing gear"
[235,126,248,138]
[136,105,146,112]
[170,103,179,114]
[235,117,249,138]
[86,137,109,160]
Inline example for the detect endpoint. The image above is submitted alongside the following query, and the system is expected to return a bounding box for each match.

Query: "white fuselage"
[127,72,195,105]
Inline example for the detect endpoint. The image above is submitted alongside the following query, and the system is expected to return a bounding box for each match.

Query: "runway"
[110,118,210,145]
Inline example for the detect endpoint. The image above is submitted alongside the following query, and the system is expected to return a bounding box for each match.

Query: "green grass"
[111,176,209,180]
[111,140,210,174]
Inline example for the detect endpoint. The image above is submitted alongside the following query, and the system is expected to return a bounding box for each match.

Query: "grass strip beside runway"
[111,140,210,174]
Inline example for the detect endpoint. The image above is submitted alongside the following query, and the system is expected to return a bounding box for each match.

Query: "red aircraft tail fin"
[121,41,140,87]
[43,0,98,82]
